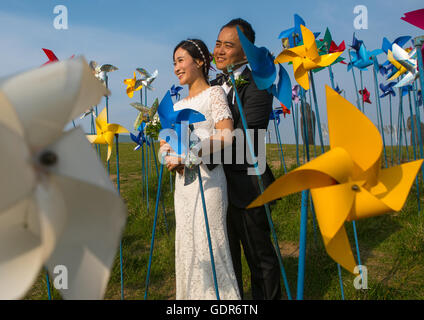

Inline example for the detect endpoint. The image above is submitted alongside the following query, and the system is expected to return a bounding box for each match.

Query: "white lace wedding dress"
[173,85,240,300]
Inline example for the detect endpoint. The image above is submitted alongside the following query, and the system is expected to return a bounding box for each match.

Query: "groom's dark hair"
[221,18,255,44]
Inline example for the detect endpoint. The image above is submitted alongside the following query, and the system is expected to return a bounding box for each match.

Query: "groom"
[210,18,281,300]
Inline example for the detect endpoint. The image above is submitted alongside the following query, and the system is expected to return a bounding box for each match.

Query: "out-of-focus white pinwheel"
[0,56,127,299]
[135,67,158,90]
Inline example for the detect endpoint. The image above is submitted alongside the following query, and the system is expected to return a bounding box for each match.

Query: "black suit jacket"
[210,68,275,208]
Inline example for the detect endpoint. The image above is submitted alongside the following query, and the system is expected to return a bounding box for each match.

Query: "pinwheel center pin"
[351,184,360,191]
[39,151,58,166]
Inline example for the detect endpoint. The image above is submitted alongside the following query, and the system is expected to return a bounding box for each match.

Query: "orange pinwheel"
[248,86,423,273]
[274,25,343,90]
[87,107,129,160]
[123,72,143,98]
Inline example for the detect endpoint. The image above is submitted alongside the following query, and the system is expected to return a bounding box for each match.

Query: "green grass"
[25,142,424,300]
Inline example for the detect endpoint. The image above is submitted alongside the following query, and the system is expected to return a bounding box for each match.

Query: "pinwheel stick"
[115,134,125,300]
[389,95,394,165]
[359,70,366,114]
[295,89,311,300]
[406,91,421,211]
[292,102,300,166]
[348,50,362,110]
[412,82,424,163]
[146,138,150,212]
[150,138,169,233]
[309,71,325,153]
[273,118,287,173]
[144,155,165,300]
[227,65,292,300]
[415,36,424,115]
[372,57,388,168]
[197,165,220,300]
[297,190,309,300]
[45,268,52,300]
[397,91,405,163]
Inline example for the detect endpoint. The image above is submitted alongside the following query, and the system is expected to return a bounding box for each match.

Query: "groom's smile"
[214,26,246,71]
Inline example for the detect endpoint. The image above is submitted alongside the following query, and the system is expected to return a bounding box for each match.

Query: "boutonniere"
[232,76,249,89]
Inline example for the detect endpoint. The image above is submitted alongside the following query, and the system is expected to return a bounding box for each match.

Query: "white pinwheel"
[0,56,127,299]
[390,44,419,88]
[89,60,118,82]
[135,67,158,90]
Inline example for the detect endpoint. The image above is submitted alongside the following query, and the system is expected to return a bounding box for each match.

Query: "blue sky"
[0,0,423,144]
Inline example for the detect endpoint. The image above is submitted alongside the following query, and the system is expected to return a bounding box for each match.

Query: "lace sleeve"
[209,86,233,124]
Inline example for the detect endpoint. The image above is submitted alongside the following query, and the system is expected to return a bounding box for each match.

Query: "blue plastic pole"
[372,57,388,168]
[144,157,165,300]
[115,134,124,300]
[228,69,292,300]
[45,268,52,300]
[348,50,362,110]
[296,88,311,300]
[309,72,324,154]
[307,88,318,158]
[292,102,300,166]
[398,91,404,164]
[273,118,287,173]
[197,166,220,300]
[359,70,365,114]
[389,95,394,166]
[407,91,421,211]
[146,138,150,212]
[150,138,169,233]
[297,190,309,300]
[141,142,146,201]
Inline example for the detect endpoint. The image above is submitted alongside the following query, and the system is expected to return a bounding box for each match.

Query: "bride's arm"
[190,86,234,160]
[195,119,234,158]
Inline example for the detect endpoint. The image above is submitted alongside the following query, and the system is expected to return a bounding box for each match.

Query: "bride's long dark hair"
[173,39,211,83]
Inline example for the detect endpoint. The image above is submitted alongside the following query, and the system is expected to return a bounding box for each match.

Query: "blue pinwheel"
[381,36,411,54]
[157,91,205,155]
[170,84,183,101]
[379,82,397,98]
[269,108,284,125]
[401,85,414,96]
[378,63,395,77]
[335,84,344,95]
[130,122,150,151]
[237,26,291,109]
[350,33,364,52]
[278,14,320,48]
[347,43,383,71]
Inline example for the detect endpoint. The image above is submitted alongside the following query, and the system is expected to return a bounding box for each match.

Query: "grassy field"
[25,142,424,300]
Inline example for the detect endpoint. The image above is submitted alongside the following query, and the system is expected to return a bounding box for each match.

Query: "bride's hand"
[175,164,184,175]
[165,154,183,172]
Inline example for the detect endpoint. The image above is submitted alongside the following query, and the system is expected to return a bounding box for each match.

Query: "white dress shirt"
[221,64,248,104]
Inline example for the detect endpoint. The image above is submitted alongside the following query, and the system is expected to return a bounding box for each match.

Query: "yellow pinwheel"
[123,72,143,98]
[248,86,423,273]
[274,25,343,90]
[387,50,408,81]
[87,107,129,160]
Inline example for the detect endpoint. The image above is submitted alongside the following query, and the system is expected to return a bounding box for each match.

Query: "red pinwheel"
[329,41,347,64]
[41,48,59,66]
[280,103,291,118]
[41,48,74,66]
[359,87,371,104]
[329,40,346,53]
[401,9,424,30]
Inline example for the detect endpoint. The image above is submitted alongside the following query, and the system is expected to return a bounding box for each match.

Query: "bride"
[160,38,240,300]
